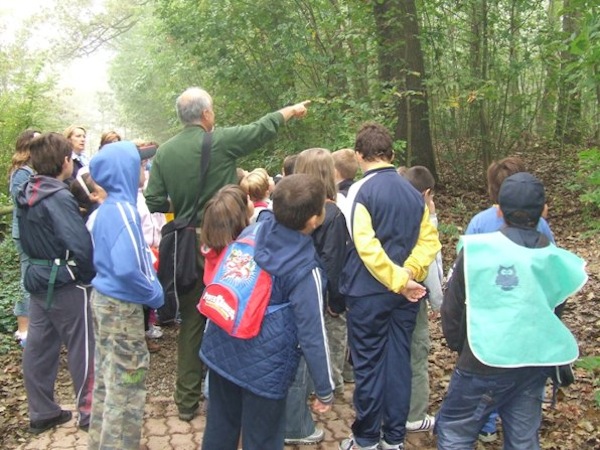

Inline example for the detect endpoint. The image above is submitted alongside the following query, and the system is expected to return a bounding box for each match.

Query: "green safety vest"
[462,232,587,368]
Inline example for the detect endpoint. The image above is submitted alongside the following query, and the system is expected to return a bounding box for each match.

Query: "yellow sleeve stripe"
[405,207,442,282]
[352,203,410,292]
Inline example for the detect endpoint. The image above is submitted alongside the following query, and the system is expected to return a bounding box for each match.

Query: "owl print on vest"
[495,265,519,291]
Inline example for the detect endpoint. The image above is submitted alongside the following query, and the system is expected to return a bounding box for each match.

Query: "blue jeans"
[13,239,30,317]
[203,370,286,450]
[435,367,548,450]
[284,356,315,439]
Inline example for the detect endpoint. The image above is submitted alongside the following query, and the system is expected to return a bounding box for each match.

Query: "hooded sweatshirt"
[16,174,95,294]
[89,141,163,309]
[200,210,334,402]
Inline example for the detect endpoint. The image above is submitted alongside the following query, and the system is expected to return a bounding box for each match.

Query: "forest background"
[0,0,599,447]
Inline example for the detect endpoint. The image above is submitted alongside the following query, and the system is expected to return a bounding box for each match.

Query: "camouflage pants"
[408,300,431,422]
[325,312,347,392]
[88,290,149,450]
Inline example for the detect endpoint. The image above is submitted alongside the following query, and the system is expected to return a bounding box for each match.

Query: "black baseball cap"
[498,172,545,228]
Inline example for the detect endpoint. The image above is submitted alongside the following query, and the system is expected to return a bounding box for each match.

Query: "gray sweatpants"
[23,283,95,426]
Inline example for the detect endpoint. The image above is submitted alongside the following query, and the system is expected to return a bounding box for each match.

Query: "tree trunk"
[373,0,438,179]
[536,0,560,138]
[555,0,582,146]
[470,0,493,174]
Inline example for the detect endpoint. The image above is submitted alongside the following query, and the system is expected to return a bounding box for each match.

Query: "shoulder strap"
[187,132,213,226]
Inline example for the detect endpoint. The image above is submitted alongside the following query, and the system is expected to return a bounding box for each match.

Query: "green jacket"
[145,112,284,221]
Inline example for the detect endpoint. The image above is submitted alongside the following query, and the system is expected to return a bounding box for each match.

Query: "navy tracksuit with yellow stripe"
[340,164,441,448]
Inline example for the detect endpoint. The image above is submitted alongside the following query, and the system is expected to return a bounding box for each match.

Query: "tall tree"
[555,0,582,145]
[373,0,437,178]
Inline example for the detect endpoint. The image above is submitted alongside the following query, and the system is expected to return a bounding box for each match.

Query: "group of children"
[198,131,585,450]
[10,128,165,449]
[9,119,586,450]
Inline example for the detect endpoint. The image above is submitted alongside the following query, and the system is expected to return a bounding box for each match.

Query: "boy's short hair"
[355,122,394,163]
[332,148,359,180]
[487,157,526,204]
[404,165,435,193]
[499,172,545,228]
[29,132,72,177]
[282,154,298,176]
[272,174,325,230]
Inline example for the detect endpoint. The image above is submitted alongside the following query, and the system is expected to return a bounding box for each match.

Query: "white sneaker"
[284,427,325,445]
[406,414,435,432]
[380,439,404,450]
[339,436,379,450]
[145,324,163,339]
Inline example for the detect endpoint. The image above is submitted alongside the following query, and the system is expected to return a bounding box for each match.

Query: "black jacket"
[312,201,348,314]
[16,175,95,294]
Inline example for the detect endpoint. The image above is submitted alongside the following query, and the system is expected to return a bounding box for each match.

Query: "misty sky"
[3,0,117,150]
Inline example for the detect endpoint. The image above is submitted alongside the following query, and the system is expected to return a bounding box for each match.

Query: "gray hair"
[176,87,212,125]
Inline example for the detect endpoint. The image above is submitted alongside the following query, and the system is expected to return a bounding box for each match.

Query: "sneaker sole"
[285,429,325,445]
[479,433,498,443]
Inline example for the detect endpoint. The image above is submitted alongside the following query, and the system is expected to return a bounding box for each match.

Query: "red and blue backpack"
[197,222,273,339]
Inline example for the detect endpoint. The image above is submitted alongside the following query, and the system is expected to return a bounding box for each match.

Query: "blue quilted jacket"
[200,210,335,401]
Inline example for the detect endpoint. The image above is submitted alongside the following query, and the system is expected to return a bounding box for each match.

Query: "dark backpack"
[156,220,200,323]
[156,132,212,324]
[197,222,273,339]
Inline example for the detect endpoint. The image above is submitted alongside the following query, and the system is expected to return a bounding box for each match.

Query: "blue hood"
[90,141,140,202]
[89,140,163,309]
[254,210,317,278]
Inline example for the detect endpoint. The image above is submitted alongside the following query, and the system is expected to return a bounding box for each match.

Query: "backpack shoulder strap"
[187,131,213,226]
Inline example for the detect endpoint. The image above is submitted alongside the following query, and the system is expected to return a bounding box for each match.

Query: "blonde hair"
[294,148,337,201]
[240,168,270,202]
[63,125,87,140]
[332,148,358,180]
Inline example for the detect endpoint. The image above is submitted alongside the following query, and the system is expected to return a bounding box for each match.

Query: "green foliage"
[575,355,600,407]
[105,0,599,179]
[438,222,461,240]
[0,237,20,339]
[576,355,600,372]
[0,12,65,192]
[109,0,382,152]
[576,149,600,231]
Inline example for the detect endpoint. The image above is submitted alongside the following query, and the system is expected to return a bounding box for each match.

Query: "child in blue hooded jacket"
[200,174,335,450]
[87,141,164,450]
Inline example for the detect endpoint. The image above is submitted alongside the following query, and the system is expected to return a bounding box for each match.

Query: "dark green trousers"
[174,275,207,414]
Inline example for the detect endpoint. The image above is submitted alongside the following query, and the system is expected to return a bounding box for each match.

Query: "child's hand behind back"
[401,279,427,302]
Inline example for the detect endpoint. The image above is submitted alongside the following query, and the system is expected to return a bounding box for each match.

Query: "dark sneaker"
[29,410,72,435]
[178,405,199,421]
[284,427,325,445]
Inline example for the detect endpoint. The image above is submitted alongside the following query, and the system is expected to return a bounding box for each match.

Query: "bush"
[578,149,600,201]
[575,356,600,408]
[0,237,21,337]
